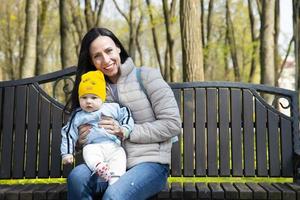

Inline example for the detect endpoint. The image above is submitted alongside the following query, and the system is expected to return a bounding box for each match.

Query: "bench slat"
[183,182,197,199]
[33,184,60,200]
[286,183,300,198]
[195,88,206,176]
[221,182,239,199]
[196,182,211,199]
[246,182,267,199]
[183,89,194,176]
[219,89,230,176]
[273,183,296,200]
[234,182,253,199]
[207,88,218,176]
[0,87,15,178]
[171,89,182,176]
[281,117,293,176]
[47,184,66,200]
[208,183,224,199]
[259,182,281,199]
[268,110,280,177]
[50,105,63,177]
[19,184,46,200]
[171,182,183,199]
[12,86,27,178]
[243,90,255,176]
[25,85,39,178]
[231,89,243,176]
[38,96,51,177]
[255,100,268,176]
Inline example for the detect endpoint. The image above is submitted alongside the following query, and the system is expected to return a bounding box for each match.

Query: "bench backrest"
[169,82,299,178]
[0,67,299,179]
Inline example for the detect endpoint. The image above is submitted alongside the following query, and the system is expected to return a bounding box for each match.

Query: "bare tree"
[293,0,300,90]
[260,0,275,86]
[203,0,214,79]
[162,0,177,82]
[21,0,38,78]
[274,0,280,86]
[180,0,204,81]
[226,0,240,81]
[145,0,163,74]
[85,0,105,30]
[59,0,76,68]
[247,0,259,83]
[112,0,140,61]
[36,0,49,75]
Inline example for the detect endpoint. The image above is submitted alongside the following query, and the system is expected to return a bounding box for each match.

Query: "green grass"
[0,177,293,185]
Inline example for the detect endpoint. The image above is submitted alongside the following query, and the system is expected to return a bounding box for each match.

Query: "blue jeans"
[67,162,169,200]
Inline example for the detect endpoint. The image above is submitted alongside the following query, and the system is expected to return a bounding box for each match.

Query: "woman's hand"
[99,116,127,139]
[77,124,91,148]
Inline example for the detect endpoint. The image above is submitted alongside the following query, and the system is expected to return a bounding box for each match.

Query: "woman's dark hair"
[66,27,129,111]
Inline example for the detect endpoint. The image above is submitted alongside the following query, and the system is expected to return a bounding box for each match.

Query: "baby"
[60,70,133,185]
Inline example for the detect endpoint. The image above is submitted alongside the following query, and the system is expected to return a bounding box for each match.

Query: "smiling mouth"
[104,63,114,70]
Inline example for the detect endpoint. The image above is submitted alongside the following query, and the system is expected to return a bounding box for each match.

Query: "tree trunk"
[247,0,259,83]
[226,0,240,81]
[180,0,204,81]
[21,0,38,78]
[293,0,300,90]
[260,0,275,86]
[85,0,94,31]
[60,0,75,68]
[162,0,177,82]
[36,0,48,75]
[146,0,163,74]
[274,0,280,86]
[112,0,138,61]
[204,0,214,79]
[128,0,138,61]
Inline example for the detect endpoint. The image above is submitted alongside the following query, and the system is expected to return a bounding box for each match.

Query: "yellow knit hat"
[78,70,106,101]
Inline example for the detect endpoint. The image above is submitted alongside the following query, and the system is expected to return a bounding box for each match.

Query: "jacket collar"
[119,57,136,78]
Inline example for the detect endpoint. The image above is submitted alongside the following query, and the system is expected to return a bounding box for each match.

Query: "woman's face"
[89,36,121,82]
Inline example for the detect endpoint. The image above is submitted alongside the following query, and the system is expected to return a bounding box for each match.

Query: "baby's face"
[79,94,103,112]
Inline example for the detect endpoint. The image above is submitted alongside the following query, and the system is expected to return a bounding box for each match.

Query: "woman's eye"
[94,54,101,59]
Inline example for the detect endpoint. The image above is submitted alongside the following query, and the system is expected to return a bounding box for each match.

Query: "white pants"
[83,141,126,185]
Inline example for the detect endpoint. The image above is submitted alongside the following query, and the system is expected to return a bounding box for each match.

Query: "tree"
[84,0,105,30]
[146,0,163,73]
[260,0,275,86]
[203,0,214,79]
[162,0,177,82]
[112,0,141,61]
[35,0,49,75]
[180,0,204,81]
[226,0,240,81]
[247,0,259,83]
[20,0,38,78]
[293,0,300,90]
[59,0,76,68]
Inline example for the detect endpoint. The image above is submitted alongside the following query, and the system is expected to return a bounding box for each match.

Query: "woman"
[67,27,181,200]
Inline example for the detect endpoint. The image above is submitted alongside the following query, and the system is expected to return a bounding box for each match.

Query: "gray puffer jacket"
[106,58,182,168]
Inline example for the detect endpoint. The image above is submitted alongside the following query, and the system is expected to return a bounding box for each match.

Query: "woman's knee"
[68,164,91,185]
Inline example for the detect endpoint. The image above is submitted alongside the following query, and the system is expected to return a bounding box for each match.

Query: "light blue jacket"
[60,103,134,156]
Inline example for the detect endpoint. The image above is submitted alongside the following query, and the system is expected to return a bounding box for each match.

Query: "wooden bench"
[1,67,300,200]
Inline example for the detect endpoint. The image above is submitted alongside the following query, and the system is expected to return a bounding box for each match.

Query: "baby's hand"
[62,154,74,165]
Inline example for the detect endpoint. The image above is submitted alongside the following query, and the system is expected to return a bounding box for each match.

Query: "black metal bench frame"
[1,67,300,200]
